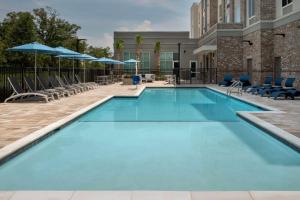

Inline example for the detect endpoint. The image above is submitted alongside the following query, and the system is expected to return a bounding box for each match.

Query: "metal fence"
[0,65,219,102]
[0,66,106,102]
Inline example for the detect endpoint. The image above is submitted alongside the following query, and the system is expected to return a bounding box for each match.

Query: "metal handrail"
[227,81,243,96]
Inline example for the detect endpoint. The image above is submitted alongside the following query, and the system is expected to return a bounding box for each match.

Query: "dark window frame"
[282,0,293,7]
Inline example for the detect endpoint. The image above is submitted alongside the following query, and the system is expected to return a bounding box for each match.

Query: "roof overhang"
[193,45,217,55]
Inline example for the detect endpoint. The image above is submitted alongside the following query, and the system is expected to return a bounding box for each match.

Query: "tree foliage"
[0,7,111,69]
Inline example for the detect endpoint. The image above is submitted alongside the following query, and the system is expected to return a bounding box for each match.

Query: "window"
[140,52,150,74]
[160,52,173,74]
[248,0,255,18]
[282,0,293,7]
[123,52,150,74]
[123,52,135,74]
[224,0,231,23]
[234,0,241,23]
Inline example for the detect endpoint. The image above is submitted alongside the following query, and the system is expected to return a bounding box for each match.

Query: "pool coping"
[0,85,299,183]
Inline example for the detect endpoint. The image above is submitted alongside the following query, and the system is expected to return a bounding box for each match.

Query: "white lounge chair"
[5,77,50,103]
[145,74,155,82]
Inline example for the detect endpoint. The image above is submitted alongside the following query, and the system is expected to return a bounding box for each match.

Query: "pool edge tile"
[191,191,252,200]
[132,191,191,200]
[0,191,14,200]
[71,191,132,200]
[250,191,300,200]
[9,191,74,200]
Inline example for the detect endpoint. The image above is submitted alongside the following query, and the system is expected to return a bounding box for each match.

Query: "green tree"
[33,7,81,67]
[114,39,124,73]
[86,46,112,69]
[154,41,161,75]
[33,7,80,48]
[0,11,37,66]
[135,34,144,73]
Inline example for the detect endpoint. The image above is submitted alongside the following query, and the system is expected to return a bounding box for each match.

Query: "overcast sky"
[0,0,195,49]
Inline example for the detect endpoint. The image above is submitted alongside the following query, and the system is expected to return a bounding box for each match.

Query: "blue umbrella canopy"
[7,42,58,54]
[95,57,115,64]
[57,54,97,83]
[7,42,59,90]
[54,47,80,77]
[55,47,80,55]
[124,59,140,63]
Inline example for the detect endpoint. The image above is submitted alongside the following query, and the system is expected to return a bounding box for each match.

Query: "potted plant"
[122,74,132,85]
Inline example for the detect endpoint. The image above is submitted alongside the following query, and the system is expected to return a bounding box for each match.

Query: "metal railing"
[226,81,243,96]
[0,66,106,102]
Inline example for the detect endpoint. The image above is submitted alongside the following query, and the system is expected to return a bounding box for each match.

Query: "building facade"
[191,0,300,86]
[114,32,198,82]
[113,1,299,86]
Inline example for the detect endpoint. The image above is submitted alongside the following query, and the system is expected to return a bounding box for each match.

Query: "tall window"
[282,0,293,7]
[160,52,173,74]
[224,0,231,23]
[140,52,150,74]
[234,0,241,23]
[123,52,135,74]
[123,52,150,74]
[248,0,255,18]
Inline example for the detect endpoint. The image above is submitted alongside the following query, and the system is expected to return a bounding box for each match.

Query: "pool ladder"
[227,81,243,96]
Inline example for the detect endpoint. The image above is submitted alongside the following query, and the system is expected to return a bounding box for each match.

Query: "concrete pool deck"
[0,82,300,199]
[1,191,300,200]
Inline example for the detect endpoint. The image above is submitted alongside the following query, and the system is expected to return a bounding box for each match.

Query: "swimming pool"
[0,88,300,190]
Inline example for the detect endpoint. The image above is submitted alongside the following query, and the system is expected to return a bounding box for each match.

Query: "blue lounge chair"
[247,76,273,94]
[258,77,284,97]
[218,74,233,87]
[240,74,251,89]
[286,89,300,100]
[270,78,296,100]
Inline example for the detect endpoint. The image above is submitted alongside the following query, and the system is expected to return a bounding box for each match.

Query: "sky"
[0,0,195,49]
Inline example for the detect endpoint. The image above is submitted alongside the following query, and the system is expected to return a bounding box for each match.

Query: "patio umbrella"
[54,47,80,77]
[7,42,59,90]
[95,57,116,75]
[124,59,140,75]
[58,54,96,83]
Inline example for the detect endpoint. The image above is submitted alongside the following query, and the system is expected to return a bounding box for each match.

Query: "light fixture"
[242,40,253,46]
[274,33,286,37]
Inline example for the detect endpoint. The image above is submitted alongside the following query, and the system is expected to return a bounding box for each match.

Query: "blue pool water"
[0,88,300,190]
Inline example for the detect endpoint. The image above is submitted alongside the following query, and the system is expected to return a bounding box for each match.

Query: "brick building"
[191,0,300,86]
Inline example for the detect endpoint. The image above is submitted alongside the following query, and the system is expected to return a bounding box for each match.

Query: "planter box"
[122,78,132,85]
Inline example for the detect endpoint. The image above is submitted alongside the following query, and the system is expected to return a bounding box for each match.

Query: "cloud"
[117,20,153,32]
[83,33,114,50]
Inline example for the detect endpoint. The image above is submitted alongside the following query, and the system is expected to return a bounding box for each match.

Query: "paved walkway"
[209,85,300,138]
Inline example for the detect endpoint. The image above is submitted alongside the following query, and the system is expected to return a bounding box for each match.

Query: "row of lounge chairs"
[219,74,299,100]
[5,75,99,103]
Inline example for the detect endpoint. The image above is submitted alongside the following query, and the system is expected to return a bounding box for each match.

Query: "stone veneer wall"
[243,30,262,84]
[217,36,244,82]
[274,20,300,88]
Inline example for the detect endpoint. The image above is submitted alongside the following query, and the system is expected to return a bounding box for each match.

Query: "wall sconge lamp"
[242,40,253,46]
[274,33,286,37]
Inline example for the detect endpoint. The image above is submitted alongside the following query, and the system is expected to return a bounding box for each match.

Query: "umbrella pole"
[84,61,86,83]
[59,57,61,77]
[34,52,37,91]
[135,62,138,75]
[72,59,75,82]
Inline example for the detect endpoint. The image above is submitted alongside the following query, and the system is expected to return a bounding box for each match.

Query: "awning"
[193,45,217,55]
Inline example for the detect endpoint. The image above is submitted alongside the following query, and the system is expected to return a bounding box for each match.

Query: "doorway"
[274,57,282,79]
[247,58,253,82]
[190,61,197,78]
[173,61,180,84]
